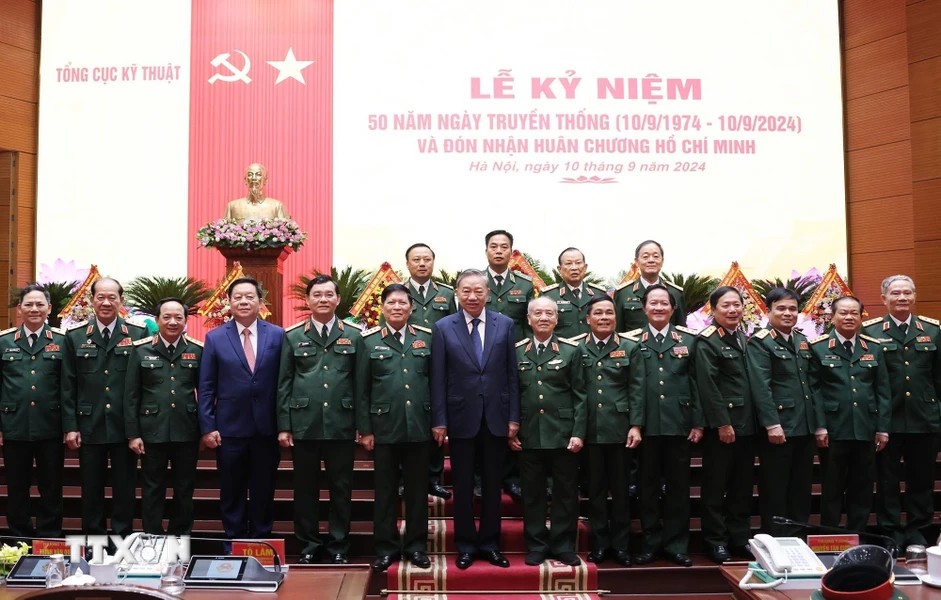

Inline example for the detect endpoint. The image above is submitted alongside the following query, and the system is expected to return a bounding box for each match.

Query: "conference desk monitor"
[5,555,90,587]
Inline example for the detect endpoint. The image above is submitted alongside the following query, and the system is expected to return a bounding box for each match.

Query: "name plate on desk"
[807,534,859,553]
[31,540,72,556]
[232,539,285,568]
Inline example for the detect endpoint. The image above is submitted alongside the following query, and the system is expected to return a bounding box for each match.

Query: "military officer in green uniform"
[356,284,434,573]
[614,240,685,332]
[0,285,66,537]
[62,277,147,539]
[630,284,702,568]
[277,274,362,564]
[484,229,534,343]
[484,229,534,499]
[811,295,891,533]
[746,288,816,537]
[540,247,608,339]
[125,298,202,535]
[862,275,941,546]
[514,297,586,567]
[573,294,644,567]
[695,286,755,564]
[404,242,454,499]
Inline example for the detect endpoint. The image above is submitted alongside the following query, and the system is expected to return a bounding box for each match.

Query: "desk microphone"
[771,515,900,559]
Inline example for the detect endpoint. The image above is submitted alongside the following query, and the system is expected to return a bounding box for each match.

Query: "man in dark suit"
[431,269,520,570]
[277,274,361,564]
[62,277,147,540]
[198,277,284,540]
[125,298,203,535]
[0,284,66,537]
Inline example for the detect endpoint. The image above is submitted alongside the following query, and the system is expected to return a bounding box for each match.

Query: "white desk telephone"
[740,534,827,589]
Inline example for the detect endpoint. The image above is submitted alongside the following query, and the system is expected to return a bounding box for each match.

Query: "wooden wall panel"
[0,97,38,154]
[843,0,907,50]
[0,0,39,52]
[913,179,941,242]
[844,34,910,100]
[911,118,941,181]
[909,57,941,121]
[0,43,38,103]
[914,241,941,299]
[846,141,913,201]
[847,195,913,252]
[15,153,36,287]
[849,249,916,308]
[845,87,911,150]
[907,0,941,62]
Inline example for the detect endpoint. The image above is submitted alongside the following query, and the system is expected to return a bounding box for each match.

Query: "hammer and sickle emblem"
[208,50,252,84]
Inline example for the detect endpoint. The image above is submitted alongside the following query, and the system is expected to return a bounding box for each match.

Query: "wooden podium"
[217,246,293,326]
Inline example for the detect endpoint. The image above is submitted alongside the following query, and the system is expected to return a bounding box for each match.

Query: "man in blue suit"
[198,277,284,540]
[431,269,521,570]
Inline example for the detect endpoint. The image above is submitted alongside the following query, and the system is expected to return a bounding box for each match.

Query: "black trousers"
[217,435,279,539]
[520,448,579,555]
[140,440,199,535]
[639,436,692,554]
[587,443,631,552]
[758,435,815,537]
[700,431,755,548]
[79,442,138,537]
[374,441,431,556]
[2,438,64,537]
[292,439,354,555]
[450,430,507,554]
[875,432,940,545]
[820,440,875,532]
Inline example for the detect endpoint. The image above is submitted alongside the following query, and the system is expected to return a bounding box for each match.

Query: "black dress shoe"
[479,549,510,568]
[331,553,349,564]
[428,482,452,499]
[614,550,632,567]
[665,552,693,567]
[297,553,317,565]
[503,482,522,500]
[554,551,581,566]
[371,555,395,572]
[586,549,609,564]
[729,545,753,559]
[456,552,474,569]
[632,551,658,565]
[708,545,730,564]
[407,551,431,569]
[524,551,546,566]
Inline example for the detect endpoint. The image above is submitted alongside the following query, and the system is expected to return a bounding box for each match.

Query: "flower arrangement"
[203,296,233,329]
[196,218,306,251]
[356,285,386,329]
[0,541,29,578]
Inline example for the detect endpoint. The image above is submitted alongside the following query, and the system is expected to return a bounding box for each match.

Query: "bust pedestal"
[217,246,293,326]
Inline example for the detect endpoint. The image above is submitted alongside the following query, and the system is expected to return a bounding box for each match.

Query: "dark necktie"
[899,322,908,335]
[167,343,175,355]
[843,340,853,354]
[394,331,403,345]
[418,284,425,299]
[494,275,504,289]
[470,318,483,365]
[102,327,111,344]
[572,287,580,299]
[595,340,605,353]
[321,324,329,342]
[537,343,546,356]
[655,333,665,344]
[28,333,38,347]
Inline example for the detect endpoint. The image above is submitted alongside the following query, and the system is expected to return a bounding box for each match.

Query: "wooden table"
[0,567,371,600]
[720,565,936,600]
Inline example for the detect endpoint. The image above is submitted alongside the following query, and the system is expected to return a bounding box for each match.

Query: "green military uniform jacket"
[809,332,891,441]
[746,327,816,436]
[124,335,202,443]
[407,281,455,329]
[614,278,685,333]
[355,324,432,443]
[0,325,66,441]
[486,269,534,342]
[695,325,755,435]
[573,332,644,444]
[62,318,148,444]
[862,314,941,433]
[628,325,703,435]
[277,318,361,440]
[516,336,587,448]
[540,282,608,339]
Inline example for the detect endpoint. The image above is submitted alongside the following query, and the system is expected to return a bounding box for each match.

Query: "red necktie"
[242,329,256,372]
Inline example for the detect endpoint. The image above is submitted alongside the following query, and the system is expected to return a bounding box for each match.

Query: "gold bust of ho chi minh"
[224,163,289,221]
